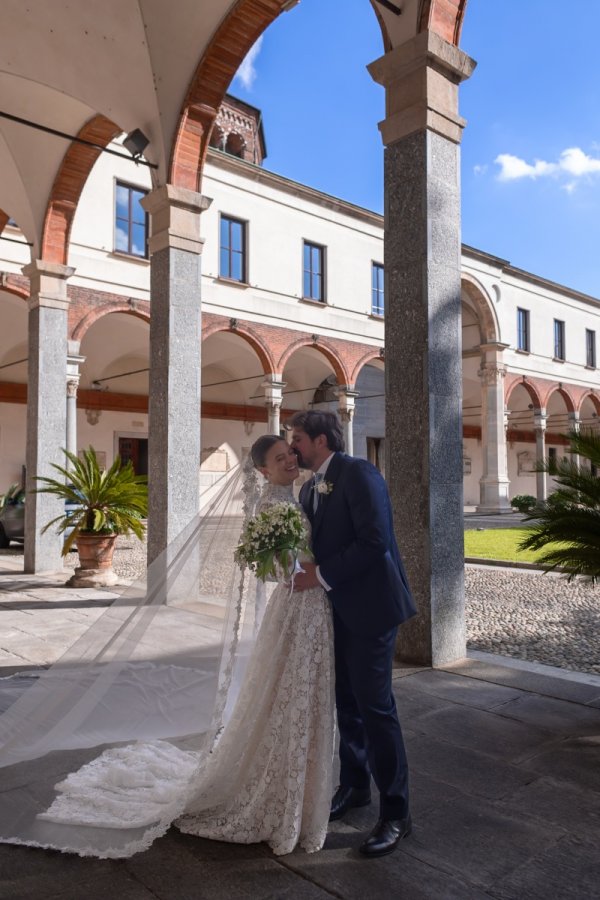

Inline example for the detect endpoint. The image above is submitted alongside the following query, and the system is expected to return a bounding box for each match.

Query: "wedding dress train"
[0,481,335,858]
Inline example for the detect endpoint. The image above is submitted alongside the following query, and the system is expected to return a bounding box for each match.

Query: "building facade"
[1,97,599,514]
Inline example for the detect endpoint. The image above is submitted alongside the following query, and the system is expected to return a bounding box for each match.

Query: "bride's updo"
[250,434,284,469]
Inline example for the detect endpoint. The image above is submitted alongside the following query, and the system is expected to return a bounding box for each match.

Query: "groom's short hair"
[289,410,344,452]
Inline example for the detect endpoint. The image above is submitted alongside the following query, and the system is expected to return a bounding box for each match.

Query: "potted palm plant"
[36,447,148,587]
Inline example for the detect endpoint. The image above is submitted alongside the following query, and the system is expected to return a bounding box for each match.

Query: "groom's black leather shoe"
[358,815,412,858]
[329,785,371,821]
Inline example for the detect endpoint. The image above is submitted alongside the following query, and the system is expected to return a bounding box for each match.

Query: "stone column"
[568,411,581,469]
[262,375,285,434]
[336,387,359,456]
[476,342,512,513]
[22,260,75,573]
[533,409,548,502]
[369,32,476,666]
[141,186,212,564]
[66,340,84,466]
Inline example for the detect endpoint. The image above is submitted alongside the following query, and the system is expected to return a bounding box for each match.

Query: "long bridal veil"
[0,460,269,858]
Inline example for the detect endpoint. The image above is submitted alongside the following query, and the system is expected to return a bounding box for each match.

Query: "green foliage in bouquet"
[235,501,312,581]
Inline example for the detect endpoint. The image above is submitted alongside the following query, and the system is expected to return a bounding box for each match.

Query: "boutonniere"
[316,479,334,496]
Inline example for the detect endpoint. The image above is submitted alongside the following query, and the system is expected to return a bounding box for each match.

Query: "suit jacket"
[299,452,416,636]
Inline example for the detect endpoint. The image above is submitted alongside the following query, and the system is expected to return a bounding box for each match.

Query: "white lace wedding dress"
[32,483,335,858]
[176,482,335,855]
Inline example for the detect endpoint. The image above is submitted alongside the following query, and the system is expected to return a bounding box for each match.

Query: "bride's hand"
[292,562,320,592]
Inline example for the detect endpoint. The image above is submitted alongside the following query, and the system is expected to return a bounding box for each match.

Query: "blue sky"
[231,0,600,298]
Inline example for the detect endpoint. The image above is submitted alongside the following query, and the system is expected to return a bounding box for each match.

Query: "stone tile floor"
[1,558,600,899]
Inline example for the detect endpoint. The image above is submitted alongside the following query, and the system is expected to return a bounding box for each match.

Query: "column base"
[477,479,512,514]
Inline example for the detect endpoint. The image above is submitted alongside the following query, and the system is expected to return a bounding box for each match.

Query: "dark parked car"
[0,488,81,549]
[0,487,25,547]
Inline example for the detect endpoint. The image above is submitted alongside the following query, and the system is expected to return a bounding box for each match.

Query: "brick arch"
[368,1,392,52]
[42,114,122,265]
[543,384,575,414]
[461,274,499,344]
[0,272,29,301]
[170,0,289,190]
[279,338,350,386]
[505,376,543,411]
[418,0,468,45]
[578,390,600,417]
[0,209,9,236]
[71,301,150,342]
[351,348,385,385]
[202,321,276,375]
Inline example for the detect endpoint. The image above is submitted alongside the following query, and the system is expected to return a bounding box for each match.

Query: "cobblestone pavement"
[3,533,599,678]
[466,566,600,676]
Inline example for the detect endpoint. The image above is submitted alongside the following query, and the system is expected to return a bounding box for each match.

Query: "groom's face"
[291,427,324,471]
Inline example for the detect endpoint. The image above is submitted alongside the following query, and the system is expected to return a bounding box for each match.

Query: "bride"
[0,435,334,858]
[176,434,334,854]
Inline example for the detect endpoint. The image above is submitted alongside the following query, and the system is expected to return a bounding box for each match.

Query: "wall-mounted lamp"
[123,129,150,161]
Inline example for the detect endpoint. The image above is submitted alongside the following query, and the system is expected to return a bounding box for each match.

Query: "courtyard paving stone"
[1,559,600,898]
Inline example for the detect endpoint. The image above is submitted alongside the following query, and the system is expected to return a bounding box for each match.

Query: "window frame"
[517,307,530,352]
[371,262,385,317]
[586,328,596,368]
[219,214,248,284]
[553,318,566,361]
[302,240,326,303]
[114,180,148,259]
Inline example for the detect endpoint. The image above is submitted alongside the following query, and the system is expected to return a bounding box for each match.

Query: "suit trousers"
[333,610,410,820]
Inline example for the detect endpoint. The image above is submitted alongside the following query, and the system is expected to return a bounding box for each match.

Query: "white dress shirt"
[313,454,334,591]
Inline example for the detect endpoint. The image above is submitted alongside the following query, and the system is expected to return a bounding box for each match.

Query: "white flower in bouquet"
[235,502,311,581]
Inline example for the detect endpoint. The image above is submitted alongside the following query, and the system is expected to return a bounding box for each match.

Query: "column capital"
[22,260,75,311]
[368,31,476,146]
[335,386,359,422]
[478,363,507,386]
[141,185,212,255]
[533,408,547,431]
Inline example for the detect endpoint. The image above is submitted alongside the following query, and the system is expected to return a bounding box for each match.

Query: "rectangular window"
[303,241,325,301]
[517,308,530,352]
[554,319,565,360]
[586,329,596,368]
[219,215,246,282]
[115,182,148,257]
[371,263,384,316]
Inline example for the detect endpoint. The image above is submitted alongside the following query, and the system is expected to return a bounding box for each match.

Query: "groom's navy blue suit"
[299,452,416,820]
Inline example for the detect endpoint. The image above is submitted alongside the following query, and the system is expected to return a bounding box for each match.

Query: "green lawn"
[464,528,560,563]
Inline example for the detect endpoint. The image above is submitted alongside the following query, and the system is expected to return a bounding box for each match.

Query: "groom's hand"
[292,562,320,591]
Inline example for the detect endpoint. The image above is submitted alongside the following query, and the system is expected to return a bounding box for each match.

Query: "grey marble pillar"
[142,186,212,564]
[534,409,548,502]
[22,261,75,573]
[477,343,512,513]
[369,32,476,666]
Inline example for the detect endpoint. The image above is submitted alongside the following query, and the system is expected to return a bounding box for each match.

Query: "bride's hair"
[250,434,284,468]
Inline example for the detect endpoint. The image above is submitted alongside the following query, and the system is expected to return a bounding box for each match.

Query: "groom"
[290,410,416,858]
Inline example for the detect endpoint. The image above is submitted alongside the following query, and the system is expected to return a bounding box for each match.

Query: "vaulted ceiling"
[0,0,466,256]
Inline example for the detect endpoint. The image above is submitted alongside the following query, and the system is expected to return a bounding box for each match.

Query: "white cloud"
[473,164,488,176]
[559,147,600,176]
[495,153,557,181]
[494,146,600,189]
[234,36,264,90]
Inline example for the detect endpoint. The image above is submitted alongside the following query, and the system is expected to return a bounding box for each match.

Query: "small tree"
[519,429,600,582]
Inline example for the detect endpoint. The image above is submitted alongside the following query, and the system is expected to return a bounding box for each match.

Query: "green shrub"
[511,494,536,513]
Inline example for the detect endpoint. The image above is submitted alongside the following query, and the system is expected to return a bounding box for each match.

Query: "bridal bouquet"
[235,502,311,581]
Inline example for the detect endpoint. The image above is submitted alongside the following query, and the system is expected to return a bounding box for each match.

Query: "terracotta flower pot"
[67,532,119,588]
[76,533,118,569]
